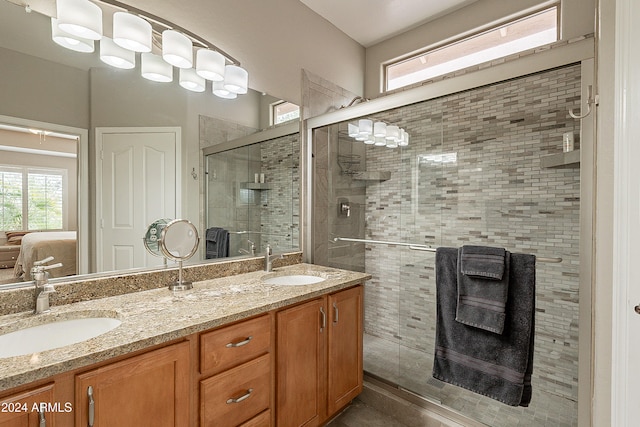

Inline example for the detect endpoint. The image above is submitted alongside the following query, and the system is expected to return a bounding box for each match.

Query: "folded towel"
[459,245,506,279]
[456,245,510,334]
[433,247,536,407]
[205,227,229,259]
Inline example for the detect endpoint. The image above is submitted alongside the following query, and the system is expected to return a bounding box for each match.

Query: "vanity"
[0,261,370,427]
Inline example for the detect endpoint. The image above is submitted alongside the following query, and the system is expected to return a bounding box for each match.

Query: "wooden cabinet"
[326,286,363,416]
[74,342,190,427]
[199,314,273,427]
[0,384,57,427]
[276,285,363,427]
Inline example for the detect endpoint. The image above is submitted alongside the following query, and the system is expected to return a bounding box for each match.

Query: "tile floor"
[326,400,412,427]
[362,333,578,427]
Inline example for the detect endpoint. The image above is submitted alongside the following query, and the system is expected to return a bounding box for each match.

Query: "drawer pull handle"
[87,386,95,427]
[226,388,253,404]
[226,336,253,348]
[333,302,339,324]
[38,410,46,427]
[320,306,327,332]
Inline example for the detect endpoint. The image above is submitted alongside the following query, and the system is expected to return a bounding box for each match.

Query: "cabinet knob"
[634,304,640,315]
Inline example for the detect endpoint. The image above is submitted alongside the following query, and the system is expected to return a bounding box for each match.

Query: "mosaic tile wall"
[260,133,300,251]
[203,127,300,255]
[320,64,581,423]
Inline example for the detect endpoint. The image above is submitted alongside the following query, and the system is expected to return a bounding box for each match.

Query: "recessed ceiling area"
[299,0,480,47]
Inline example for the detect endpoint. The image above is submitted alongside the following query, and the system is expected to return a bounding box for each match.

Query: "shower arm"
[332,237,562,263]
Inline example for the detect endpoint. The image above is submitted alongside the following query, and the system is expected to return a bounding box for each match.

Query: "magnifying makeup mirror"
[143,218,200,291]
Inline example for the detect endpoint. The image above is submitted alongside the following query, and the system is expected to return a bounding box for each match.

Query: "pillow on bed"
[4,231,30,245]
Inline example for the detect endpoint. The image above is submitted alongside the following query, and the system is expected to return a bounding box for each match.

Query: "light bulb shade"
[348,123,359,138]
[363,138,375,145]
[196,50,225,81]
[385,125,400,141]
[373,121,387,138]
[179,68,205,92]
[212,81,237,99]
[398,129,409,146]
[386,138,399,148]
[162,30,193,68]
[358,119,373,136]
[51,18,94,53]
[56,0,102,40]
[113,12,152,53]
[223,65,248,94]
[141,53,173,82]
[374,137,387,146]
[99,37,135,69]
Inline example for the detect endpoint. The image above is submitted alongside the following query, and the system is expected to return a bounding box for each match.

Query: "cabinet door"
[75,342,190,427]
[276,298,326,427]
[0,384,55,427]
[327,286,363,415]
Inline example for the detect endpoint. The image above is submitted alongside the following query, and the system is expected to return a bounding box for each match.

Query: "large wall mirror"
[0,0,300,288]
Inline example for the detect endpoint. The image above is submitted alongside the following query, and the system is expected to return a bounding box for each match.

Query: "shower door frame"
[302,38,595,426]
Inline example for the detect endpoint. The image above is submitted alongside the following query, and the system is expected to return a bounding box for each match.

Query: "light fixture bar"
[93,0,241,66]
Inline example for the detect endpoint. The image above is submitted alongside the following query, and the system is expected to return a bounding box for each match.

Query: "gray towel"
[456,245,510,334]
[433,247,535,407]
[205,227,229,259]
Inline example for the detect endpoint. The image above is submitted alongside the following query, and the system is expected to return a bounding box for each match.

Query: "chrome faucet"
[32,256,63,314]
[264,244,283,272]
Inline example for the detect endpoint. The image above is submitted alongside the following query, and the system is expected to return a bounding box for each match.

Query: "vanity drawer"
[200,314,271,375]
[239,409,271,427]
[200,353,271,427]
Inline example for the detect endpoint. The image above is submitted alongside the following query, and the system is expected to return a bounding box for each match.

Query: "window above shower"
[384,6,559,92]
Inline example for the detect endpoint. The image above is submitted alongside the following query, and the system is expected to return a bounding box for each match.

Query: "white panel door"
[98,129,179,272]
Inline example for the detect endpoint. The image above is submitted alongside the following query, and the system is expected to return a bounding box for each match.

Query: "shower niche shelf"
[351,171,391,182]
[541,150,580,169]
[241,183,272,190]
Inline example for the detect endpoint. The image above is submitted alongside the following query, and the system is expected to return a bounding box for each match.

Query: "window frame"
[0,164,68,231]
[271,101,301,126]
[382,5,561,93]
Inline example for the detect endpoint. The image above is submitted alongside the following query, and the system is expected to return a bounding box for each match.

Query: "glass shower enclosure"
[311,65,581,426]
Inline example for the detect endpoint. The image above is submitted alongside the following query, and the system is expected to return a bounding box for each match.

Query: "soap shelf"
[351,171,391,182]
[541,150,580,168]
[241,183,272,190]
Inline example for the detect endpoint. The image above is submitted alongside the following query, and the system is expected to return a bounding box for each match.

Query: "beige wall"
[0,47,89,129]
[364,0,597,98]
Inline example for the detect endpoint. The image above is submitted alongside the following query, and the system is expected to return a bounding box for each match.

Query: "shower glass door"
[312,61,581,427]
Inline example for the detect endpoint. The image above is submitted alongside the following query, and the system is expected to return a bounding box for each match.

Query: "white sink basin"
[0,317,122,358]
[262,274,326,286]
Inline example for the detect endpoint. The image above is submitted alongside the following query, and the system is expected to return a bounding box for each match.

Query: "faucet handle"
[34,256,55,266]
[42,262,63,271]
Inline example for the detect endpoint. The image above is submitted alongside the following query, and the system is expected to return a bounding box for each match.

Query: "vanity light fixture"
[45,0,250,98]
[212,81,238,99]
[347,120,410,148]
[223,65,249,94]
[196,49,226,81]
[112,11,152,53]
[141,53,173,82]
[99,37,135,69]
[179,68,206,92]
[51,18,95,53]
[162,30,193,68]
[56,0,103,40]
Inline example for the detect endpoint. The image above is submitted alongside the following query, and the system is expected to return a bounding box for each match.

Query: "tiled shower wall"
[318,64,581,421]
[204,128,300,255]
[260,133,300,251]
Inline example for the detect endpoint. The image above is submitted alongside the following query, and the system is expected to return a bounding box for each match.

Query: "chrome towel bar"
[332,237,562,263]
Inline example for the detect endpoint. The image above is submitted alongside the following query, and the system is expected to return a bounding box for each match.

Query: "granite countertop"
[0,263,370,392]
